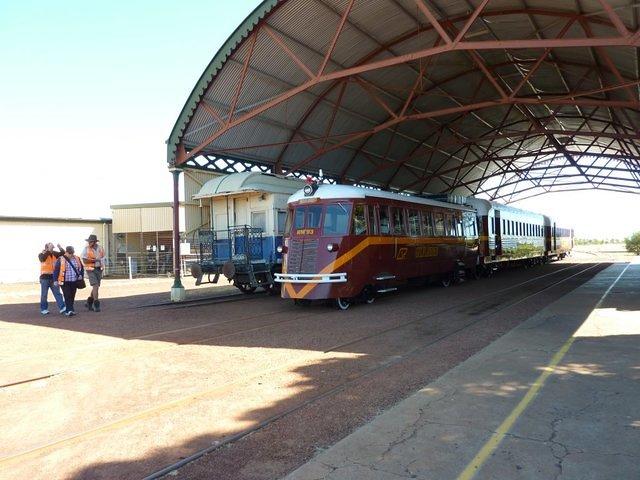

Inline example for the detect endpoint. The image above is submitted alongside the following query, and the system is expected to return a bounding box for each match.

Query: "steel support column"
[170,168,186,302]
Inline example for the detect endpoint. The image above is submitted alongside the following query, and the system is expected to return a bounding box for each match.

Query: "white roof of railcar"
[194,172,305,199]
[288,185,474,212]
[465,197,547,221]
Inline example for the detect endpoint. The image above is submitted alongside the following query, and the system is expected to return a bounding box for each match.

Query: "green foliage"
[574,238,623,245]
[625,232,640,255]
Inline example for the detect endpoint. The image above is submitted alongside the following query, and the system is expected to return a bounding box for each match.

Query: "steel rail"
[142,262,606,480]
[323,262,590,353]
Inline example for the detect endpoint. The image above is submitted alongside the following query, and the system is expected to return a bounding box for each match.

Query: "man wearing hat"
[81,234,106,312]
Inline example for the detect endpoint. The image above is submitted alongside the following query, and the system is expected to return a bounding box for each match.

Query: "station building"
[0,216,112,283]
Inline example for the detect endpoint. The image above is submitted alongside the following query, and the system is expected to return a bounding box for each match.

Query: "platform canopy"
[167,0,640,202]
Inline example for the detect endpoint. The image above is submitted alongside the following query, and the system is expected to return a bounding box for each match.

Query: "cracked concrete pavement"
[285,260,640,480]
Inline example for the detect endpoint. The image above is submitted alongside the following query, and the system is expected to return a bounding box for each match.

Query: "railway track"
[138,290,267,309]
[142,261,605,479]
[1,262,585,389]
[0,262,606,475]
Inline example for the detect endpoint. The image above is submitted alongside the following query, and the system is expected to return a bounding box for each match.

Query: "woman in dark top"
[53,246,84,317]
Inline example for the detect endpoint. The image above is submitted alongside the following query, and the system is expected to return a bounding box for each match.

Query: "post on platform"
[169,167,186,302]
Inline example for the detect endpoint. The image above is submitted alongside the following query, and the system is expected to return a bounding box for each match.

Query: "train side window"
[463,212,475,237]
[391,207,406,236]
[323,203,352,236]
[277,211,288,235]
[352,204,367,235]
[379,206,391,235]
[307,206,323,228]
[444,214,455,236]
[434,212,445,236]
[284,209,293,235]
[455,214,464,237]
[251,211,267,232]
[408,209,420,237]
[421,210,434,236]
[502,218,506,235]
[368,206,378,235]
[294,207,305,229]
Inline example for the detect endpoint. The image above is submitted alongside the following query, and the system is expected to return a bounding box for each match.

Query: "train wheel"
[362,286,376,304]
[235,283,257,294]
[334,297,351,310]
[440,274,452,288]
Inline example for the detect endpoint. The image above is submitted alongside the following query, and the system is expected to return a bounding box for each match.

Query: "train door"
[494,210,503,256]
[233,197,248,226]
[553,222,557,251]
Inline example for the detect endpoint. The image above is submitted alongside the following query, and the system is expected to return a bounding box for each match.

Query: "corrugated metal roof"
[168,0,640,203]
[193,172,305,199]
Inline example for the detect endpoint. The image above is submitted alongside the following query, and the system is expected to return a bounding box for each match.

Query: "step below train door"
[494,209,503,256]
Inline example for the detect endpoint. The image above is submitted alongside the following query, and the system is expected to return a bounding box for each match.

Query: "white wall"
[0,220,110,283]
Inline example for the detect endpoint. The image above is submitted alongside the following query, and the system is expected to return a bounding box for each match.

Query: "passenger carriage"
[275,183,573,308]
[275,184,479,309]
[190,172,304,293]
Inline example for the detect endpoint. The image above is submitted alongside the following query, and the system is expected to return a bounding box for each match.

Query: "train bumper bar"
[274,273,347,284]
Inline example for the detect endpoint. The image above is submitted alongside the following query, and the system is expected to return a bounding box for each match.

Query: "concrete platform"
[286,259,640,480]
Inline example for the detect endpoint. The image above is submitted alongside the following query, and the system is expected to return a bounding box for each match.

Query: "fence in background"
[103,252,199,279]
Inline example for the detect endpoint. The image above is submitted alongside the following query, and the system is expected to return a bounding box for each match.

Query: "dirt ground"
[0,251,627,480]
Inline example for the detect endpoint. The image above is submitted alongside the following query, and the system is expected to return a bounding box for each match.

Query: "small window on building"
[352,204,366,235]
[408,209,420,236]
[251,211,266,232]
[379,205,391,235]
[421,210,434,236]
[323,203,352,236]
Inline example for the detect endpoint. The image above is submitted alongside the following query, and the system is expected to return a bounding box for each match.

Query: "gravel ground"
[0,255,617,480]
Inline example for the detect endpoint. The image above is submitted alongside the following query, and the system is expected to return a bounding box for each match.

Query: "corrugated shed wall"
[112,207,185,234]
[0,219,111,283]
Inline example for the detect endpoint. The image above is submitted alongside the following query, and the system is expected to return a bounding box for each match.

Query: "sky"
[1,0,639,239]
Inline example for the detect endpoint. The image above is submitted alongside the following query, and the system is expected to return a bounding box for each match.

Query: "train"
[190,172,304,293]
[274,183,573,309]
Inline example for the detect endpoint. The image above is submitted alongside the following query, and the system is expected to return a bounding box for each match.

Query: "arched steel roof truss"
[168,0,640,202]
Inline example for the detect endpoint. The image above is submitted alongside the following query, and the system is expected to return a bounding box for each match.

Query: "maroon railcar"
[275,185,479,309]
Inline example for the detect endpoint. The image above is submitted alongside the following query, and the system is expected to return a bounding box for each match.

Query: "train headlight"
[327,243,339,252]
[277,245,287,254]
[303,181,318,196]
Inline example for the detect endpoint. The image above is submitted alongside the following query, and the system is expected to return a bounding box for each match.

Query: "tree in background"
[625,232,640,255]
